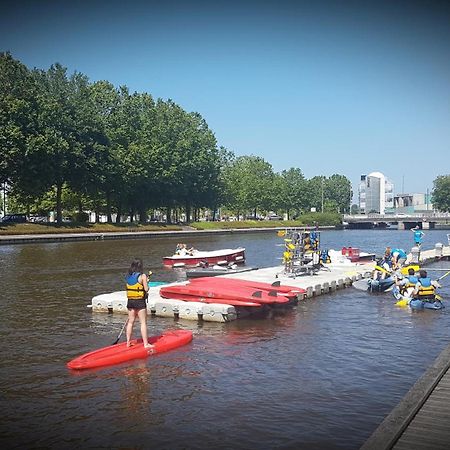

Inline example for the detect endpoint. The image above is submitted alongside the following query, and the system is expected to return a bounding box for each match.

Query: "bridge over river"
[343,212,450,229]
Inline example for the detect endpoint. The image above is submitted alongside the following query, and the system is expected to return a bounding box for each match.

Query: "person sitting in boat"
[413,270,441,301]
[175,243,183,255]
[186,245,196,256]
[373,250,392,280]
[396,268,418,297]
[390,248,407,270]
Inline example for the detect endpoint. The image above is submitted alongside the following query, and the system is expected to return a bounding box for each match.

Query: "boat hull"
[393,287,444,310]
[409,299,444,310]
[163,248,245,267]
[186,266,258,278]
[67,329,193,370]
[368,277,394,292]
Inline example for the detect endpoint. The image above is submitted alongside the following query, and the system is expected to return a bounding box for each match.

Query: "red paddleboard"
[67,329,193,370]
[159,290,262,307]
[190,277,304,298]
[159,284,289,304]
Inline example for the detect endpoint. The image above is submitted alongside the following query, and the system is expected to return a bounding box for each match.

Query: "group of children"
[371,227,441,301]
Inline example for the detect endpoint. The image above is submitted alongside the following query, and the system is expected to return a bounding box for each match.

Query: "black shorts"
[127,299,147,311]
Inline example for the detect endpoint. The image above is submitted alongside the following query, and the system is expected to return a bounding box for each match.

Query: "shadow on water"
[0,229,449,449]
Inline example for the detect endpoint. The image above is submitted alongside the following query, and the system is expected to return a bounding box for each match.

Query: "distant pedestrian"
[411,226,424,248]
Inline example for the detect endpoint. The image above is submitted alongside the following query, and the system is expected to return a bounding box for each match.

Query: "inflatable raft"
[393,287,444,310]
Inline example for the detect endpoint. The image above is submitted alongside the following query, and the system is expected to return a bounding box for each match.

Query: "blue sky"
[1,0,449,200]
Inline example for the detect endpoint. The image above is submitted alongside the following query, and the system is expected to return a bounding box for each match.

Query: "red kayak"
[160,284,289,305]
[67,329,193,370]
[160,291,262,307]
[190,277,304,298]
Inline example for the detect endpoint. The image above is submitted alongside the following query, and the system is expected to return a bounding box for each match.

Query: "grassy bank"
[0,213,342,235]
[0,222,183,235]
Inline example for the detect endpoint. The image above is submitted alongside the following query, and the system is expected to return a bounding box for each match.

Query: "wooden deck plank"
[361,343,450,450]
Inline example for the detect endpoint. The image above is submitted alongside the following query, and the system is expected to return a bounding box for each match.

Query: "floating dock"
[89,244,449,323]
[90,257,375,322]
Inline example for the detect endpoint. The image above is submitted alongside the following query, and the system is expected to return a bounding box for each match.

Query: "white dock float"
[90,289,237,323]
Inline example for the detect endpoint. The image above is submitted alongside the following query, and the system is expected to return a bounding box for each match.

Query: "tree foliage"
[1,53,354,223]
[432,175,450,212]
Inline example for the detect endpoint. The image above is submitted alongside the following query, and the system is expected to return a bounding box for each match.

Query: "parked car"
[1,214,27,223]
[267,214,283,221]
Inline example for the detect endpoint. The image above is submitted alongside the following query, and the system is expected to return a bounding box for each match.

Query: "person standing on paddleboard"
[125,259,153,349]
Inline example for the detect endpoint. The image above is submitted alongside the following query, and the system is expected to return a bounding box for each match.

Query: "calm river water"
[1,229,450,449]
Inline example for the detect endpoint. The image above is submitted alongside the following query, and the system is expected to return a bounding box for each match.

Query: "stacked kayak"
[67,329,193,370]
[160,278,304,307]
[189,277,304,298]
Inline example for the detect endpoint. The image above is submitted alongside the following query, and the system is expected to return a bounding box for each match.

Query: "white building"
[358,172,394,214]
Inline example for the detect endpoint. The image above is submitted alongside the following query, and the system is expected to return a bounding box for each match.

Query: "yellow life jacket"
[126,272,146,300]
[416,277,435,299]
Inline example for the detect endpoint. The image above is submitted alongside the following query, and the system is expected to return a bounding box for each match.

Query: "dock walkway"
[361,343,450,450]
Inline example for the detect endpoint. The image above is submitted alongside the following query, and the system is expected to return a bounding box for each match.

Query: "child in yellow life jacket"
[125,258,153,349]
[413,270,441,300]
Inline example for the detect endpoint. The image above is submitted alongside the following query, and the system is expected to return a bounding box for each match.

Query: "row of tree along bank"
[2,52,447,224]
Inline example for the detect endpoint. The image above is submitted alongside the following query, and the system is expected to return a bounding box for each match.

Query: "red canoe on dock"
[159,283,289,305]
[190,277,305,298]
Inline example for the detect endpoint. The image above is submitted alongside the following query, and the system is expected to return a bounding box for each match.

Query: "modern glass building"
[358,172,394,214]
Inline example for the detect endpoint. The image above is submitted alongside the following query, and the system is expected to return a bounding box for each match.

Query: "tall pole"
[321,178,324,213]
[2,183,5,216]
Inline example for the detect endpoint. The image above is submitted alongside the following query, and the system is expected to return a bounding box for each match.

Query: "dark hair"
[128,258,143,275]
[419,269,427,278]
[408,268,415,275]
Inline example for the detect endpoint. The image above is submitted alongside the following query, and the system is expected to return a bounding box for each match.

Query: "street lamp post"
[321,178,324,213]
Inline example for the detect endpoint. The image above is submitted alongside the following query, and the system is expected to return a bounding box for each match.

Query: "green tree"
[0,52,40,193]
[275,168,308,219]
[326,174,352,213]
[222,155,274,218]
[432,175,450,212]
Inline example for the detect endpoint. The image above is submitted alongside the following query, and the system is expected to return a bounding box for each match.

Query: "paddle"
[437,270,450,281]
[352,279,370,290]
[112,319,128,345]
